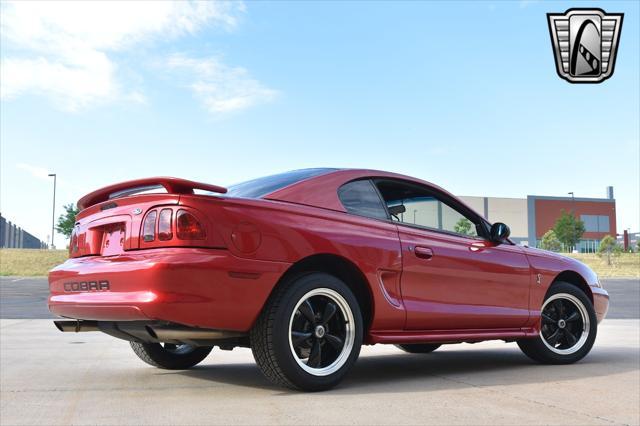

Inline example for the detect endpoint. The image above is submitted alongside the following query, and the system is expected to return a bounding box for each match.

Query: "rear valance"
[78,177,227,210]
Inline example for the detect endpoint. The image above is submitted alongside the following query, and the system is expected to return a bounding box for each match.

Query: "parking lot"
[1,278,639,425]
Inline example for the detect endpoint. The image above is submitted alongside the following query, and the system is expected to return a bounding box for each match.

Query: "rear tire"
[250,272,363,391]
[396,343,441,354]
[517,282,597,364]
[130,342,212,370]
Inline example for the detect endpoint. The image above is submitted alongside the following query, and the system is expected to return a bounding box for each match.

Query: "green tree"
[597,235,622,266]
[553,210,585,251]
[454,218,472,236]
[55,203,79,239]
[539,229,561,252]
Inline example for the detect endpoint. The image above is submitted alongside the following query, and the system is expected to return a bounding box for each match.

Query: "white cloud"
[0,1,245,110]
[2,55,117,111]
[16,163,53,180]
[166,54,279,114]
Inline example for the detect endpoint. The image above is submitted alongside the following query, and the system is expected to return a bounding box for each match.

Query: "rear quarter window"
[338,180,388,220]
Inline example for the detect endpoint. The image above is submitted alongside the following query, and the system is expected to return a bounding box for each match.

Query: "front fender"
[523,247,609,326]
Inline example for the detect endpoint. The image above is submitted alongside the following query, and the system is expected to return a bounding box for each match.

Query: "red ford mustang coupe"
[49,168,609,391]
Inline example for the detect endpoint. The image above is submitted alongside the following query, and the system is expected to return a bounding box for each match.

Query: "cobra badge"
[547,8,623,84]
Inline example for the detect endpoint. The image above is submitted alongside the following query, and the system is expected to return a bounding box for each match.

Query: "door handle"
[414,246,434,260]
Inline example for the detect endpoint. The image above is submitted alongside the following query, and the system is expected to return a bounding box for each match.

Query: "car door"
[374,179,531,331]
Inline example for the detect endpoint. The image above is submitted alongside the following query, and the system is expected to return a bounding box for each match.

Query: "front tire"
[250,272,363,391]
[396,343,441,354]
[130,342,213,370]
[518,282,597,364]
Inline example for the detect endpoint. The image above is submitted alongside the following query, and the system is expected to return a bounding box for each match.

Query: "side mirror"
[490,222,511,243]
[388,204,406,216]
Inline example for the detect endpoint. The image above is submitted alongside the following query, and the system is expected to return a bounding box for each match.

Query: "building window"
[580,215,610,233]
[579,239,600,253]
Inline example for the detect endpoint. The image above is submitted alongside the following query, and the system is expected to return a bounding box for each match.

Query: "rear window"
[226,168,337,199]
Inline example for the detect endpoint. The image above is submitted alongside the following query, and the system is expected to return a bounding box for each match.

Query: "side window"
[375,179,480,238]
[338,180,388,220]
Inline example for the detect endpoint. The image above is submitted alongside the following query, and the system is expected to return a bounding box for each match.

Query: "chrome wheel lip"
[540,293,590,355]
[288,288,355,377]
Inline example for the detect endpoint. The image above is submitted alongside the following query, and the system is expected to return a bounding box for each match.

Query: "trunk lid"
[71,194,180,258]
[71,177,228,258]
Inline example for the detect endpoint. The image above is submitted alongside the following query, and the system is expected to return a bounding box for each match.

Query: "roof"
[265,168,466,213]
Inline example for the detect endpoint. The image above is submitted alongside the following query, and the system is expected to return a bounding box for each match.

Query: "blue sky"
[1,0,638,245]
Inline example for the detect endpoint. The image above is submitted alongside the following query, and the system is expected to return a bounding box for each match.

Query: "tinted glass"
[338,180,388,220]
[376,179,479,238]
[387,197,478,237]
[226,168,336,199]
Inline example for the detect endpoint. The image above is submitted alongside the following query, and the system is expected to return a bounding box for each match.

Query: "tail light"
[69,226,79,255]
[142,210,157,242]
[158,209,173,241]
[139,206,209,247]
[176,210,206,240]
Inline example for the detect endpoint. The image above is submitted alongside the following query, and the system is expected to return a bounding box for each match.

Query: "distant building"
[0,214,48,249]
[459,186,617,253]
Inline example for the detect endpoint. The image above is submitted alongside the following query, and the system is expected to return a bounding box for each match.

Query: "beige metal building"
[459,196,529,244]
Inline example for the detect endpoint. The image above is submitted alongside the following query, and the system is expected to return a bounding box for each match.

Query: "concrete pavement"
[599,278,640,319]
[0,277,52,319]
[1,319,638,425]
[1,277,638,425]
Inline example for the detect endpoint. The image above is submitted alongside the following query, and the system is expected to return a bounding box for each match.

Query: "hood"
[522,246,572,263]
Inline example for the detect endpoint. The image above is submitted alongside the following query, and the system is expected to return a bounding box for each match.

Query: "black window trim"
[368,178,392,221]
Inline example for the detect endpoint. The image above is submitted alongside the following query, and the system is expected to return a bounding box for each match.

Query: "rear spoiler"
[77,177,228,210]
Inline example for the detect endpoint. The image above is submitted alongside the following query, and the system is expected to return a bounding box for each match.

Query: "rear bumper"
[48,248,290,331]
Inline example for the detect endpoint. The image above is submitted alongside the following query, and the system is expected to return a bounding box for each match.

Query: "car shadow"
[173,345,639,394]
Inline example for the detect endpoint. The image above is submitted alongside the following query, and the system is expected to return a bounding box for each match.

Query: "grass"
[0,248,638,279]
[565,253,639,279]
[0,249,68,277]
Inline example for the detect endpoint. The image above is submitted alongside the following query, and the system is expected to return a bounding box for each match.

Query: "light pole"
[567,191,577,252]
[48,173,56,249]
[568,191,575,214]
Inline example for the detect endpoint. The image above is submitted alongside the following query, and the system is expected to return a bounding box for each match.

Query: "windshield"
[226,168,337,198]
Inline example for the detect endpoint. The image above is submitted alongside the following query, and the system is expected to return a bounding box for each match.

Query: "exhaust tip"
[53,320,99,332]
